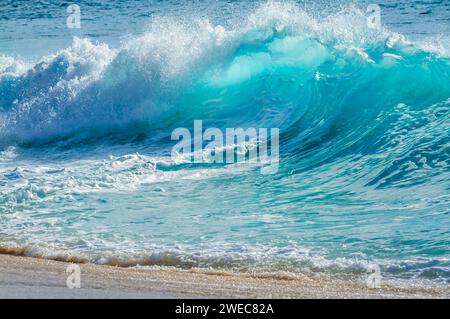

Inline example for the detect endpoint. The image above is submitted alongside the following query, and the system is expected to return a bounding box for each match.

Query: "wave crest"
[0,2,449,147]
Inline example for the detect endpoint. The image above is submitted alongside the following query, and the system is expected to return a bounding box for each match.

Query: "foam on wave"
[0,2,448,145]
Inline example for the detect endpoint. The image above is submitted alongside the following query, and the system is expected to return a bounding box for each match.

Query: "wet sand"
[0,254,447,299]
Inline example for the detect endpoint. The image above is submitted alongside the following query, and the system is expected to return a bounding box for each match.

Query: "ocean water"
[0,0,449,289]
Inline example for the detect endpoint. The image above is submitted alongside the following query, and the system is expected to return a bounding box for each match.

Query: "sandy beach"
[0,254,447,299]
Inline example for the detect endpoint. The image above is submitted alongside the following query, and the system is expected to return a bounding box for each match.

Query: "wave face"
[0,2,449,288]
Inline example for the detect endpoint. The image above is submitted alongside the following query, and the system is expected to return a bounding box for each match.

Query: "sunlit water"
[0,1,449,289]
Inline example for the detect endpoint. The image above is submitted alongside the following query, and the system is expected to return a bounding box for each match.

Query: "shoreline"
[0,254,448,299]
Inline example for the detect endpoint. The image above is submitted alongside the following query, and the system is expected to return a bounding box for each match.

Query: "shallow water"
[0,1,449,288]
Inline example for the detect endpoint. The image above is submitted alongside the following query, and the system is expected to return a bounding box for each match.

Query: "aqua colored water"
[0,1,449,288]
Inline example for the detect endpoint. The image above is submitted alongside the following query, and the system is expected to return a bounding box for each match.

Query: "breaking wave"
[0,2,449,288]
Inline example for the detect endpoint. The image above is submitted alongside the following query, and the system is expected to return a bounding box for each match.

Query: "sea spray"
[0,2,449,289]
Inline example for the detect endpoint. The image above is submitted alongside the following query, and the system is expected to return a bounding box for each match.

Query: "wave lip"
[0,2,449,291]
[0,3,449,145]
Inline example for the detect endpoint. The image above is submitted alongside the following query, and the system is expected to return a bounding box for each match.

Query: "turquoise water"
[0,1,449,287]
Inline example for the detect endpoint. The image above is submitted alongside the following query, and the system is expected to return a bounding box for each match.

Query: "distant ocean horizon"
[0,0,449,291]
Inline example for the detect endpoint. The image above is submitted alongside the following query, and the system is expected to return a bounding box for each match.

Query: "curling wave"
[0,2,449,288]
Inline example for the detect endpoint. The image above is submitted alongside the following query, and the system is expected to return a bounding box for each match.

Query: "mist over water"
[0,1,449,288]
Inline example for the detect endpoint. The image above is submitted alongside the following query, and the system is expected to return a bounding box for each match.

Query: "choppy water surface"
[0,1,449,289]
